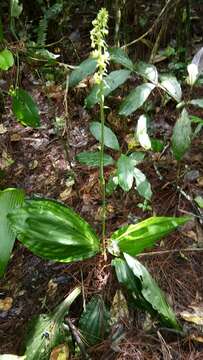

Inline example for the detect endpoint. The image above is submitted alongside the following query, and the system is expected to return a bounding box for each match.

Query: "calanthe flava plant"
[0,8,193,358]
[90,8,109,258]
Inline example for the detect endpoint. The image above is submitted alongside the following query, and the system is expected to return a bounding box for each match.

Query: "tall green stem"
[99,84,106,260]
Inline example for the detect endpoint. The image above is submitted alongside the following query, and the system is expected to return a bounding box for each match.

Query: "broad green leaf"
[10,0,23,18]
[112,257,154,311]
[24,287,81,360]
[85,69,131,108]
[172,109,192,160]
[109,47,134,70]
[150,138,165,152]
[117,154,134,192]
[76,151,114,167]
[119,83,155,116]
[135,62,158,83]
[12,89,40,127]
[108,216,190,257]
[189,115,203,125]
[134,168,152,200]
[0,49,14,70]
[189,99,203,108]
[106,175,118,196]
[79,295,110,346]
[90,121,120,150]
[8,199,100,262]
[160,74,182,102]
[0,188,24,277]
[69,58,97,88]
[194,196,203,208]
[124,253,180,329]
[129,152,145,165]
[136,114,151,150]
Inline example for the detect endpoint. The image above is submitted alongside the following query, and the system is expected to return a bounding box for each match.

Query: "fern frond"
[37,17,48,46]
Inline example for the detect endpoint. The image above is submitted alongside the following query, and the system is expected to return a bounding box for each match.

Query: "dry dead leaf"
[197,177,203,187]
[190,334,203,343]
[49,344,69,360]
[0,150,14,169]
[10,133,22,142]
[180,303,203,325]
[0,124,7,134]
[0,297,13,311]
[59,188,73,201]
[47,279,58,297]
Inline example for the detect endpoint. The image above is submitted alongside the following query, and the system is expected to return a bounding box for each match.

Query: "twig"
[137,247,203,258]
[122,0,173,49]
[63,318,89,359]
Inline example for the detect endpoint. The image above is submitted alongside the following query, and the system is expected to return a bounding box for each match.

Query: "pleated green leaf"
[12,89,40,128]
[108,216,191,257]
[117,154,134,192]
[0,188,25,277]
[135,61,158,83]
[23,287,81,360]
[119,83,155,116]
[8,199,100,262]
[124,253,180,329]
[69,58,97,88]
[0,49,14,70]
[112,257,152,311]
[90,121,120,150]
[172,109,192,160]
[134,167,152,200]
[160,74,182,102]
[109,47,134,70]
[76,151,114,167]
[79,295,110,346]
[85,69,131,108]
[189,98,203,108]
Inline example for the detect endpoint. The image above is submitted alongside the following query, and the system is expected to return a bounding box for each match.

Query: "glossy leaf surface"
[136,114,151,150]
[124,253,180,329]
[172,109,192,160]
[134,167,152,200]
[117,154,134,192]
[76,151,114,167]
[10,0,23,17]
[90,121,120,150]
[129,152,145,165]
[112,257,153,311]
[189,99,203,108]
[24,287,81,360]
[160,74,182,102]
[135,62,158,83]
[69,58,97,88]
[119,83,155,116]
[0,49,14,70]
[0,188,24,277]
[108,216,190,257]
[109,47,134,70]
[85,69,131,108]
[79,295,110,346]
[12,89,40,127]
[9,199,100,262]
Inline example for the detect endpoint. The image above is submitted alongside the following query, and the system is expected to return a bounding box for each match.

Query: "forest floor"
[0,67,203,359]
[1,4,203,359]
